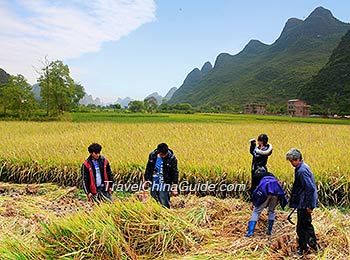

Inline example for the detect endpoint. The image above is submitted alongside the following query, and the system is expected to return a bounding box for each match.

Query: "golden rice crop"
[1,193,349,259]
[0,121,350,205]
[0,197,205,260]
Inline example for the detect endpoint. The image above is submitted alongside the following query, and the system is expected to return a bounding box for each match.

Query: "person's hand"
[306,208,313,214]
[108,188,113,195]
[171,184,178,196]
[87,193,93,200]
[142,181,150,190]
[250,202,253,210]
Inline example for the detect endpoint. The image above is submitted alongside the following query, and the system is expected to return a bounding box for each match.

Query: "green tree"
[323,92,339,115]
[38,59,85,116]
[0,74,37,117]
[174,103,193,111]
[128,100,145,113]
[114,103,122,110]
[72,83,85,108]
[144,96,158,113]
[158,103,170,112]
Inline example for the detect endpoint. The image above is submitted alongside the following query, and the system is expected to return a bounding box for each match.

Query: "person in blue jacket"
[245,167,288,237]
[286,148,318,257]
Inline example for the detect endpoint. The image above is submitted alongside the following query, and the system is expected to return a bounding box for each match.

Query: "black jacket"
[250,141,272,173]
[81,155,114,194]
[144,149,178,185]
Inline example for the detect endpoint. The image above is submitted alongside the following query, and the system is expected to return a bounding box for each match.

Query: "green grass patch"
[71,112,350,125]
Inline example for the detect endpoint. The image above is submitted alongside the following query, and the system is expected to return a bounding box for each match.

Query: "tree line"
[76,100,195,114]
[0,59,85,119]
[0,59,290,119]
[77,99,287,115]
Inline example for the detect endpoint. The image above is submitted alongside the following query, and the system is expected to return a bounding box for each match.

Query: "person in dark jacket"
[245,167,288,237]
[143,143,178,208]
[250,134,273,176]
[82,143,114,203]
[286,148,318,257]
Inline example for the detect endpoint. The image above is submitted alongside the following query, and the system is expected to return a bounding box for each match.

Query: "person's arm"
[302,171,317,210]
[171,157,179,195]
[106,160,114,194]
[249,139,256,155]
[143,153,154,189]
[250,176,259,197]
[81,163,92,199]
[250,170,269,196]
[295,166,316,211]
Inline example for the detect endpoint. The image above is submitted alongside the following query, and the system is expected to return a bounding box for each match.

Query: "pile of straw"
[0,189,349,259]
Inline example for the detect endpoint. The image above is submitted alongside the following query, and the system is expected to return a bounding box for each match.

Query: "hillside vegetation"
[299,29,350,114]
[169,7,350,111]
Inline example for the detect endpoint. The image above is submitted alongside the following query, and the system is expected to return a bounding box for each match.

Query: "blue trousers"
[151,190,170,208]
[93,187,112,203]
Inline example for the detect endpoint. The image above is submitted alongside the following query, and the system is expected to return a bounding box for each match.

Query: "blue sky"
[1,0,350,103]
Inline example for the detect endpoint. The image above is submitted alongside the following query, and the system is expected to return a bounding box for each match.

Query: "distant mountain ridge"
[164,87,177,101]
[169,7,350,108]
[169,62,212,103]
[145,92,163,104]
[31,83,42,101]
[115,97,132,108]
[144,87,178,105]
[0,68,10,85]
[79,94,102,106]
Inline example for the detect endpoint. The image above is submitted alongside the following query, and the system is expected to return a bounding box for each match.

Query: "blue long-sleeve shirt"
[290,161,318,209]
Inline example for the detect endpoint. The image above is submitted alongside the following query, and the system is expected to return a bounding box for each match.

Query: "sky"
[1,0,350,103]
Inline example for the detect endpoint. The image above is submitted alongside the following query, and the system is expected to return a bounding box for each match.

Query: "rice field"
[0,115,350,205]
[1,114,350,259]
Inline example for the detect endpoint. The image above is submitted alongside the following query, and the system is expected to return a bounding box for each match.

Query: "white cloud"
[0,0,156,83]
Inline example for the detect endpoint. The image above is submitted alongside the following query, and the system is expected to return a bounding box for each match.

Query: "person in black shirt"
[143,143,178,208]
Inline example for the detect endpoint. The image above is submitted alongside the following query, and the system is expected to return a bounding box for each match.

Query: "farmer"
[82,143,114,203]
[250,133,273,176]
[245,167,288,237]
[286,148,318,257]
[143,143,178,208]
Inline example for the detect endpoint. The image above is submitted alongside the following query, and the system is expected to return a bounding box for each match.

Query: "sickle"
[287,208,296,225]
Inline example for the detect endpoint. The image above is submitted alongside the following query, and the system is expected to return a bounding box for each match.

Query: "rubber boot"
[244,221,257,237]
[267,220,274,235]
